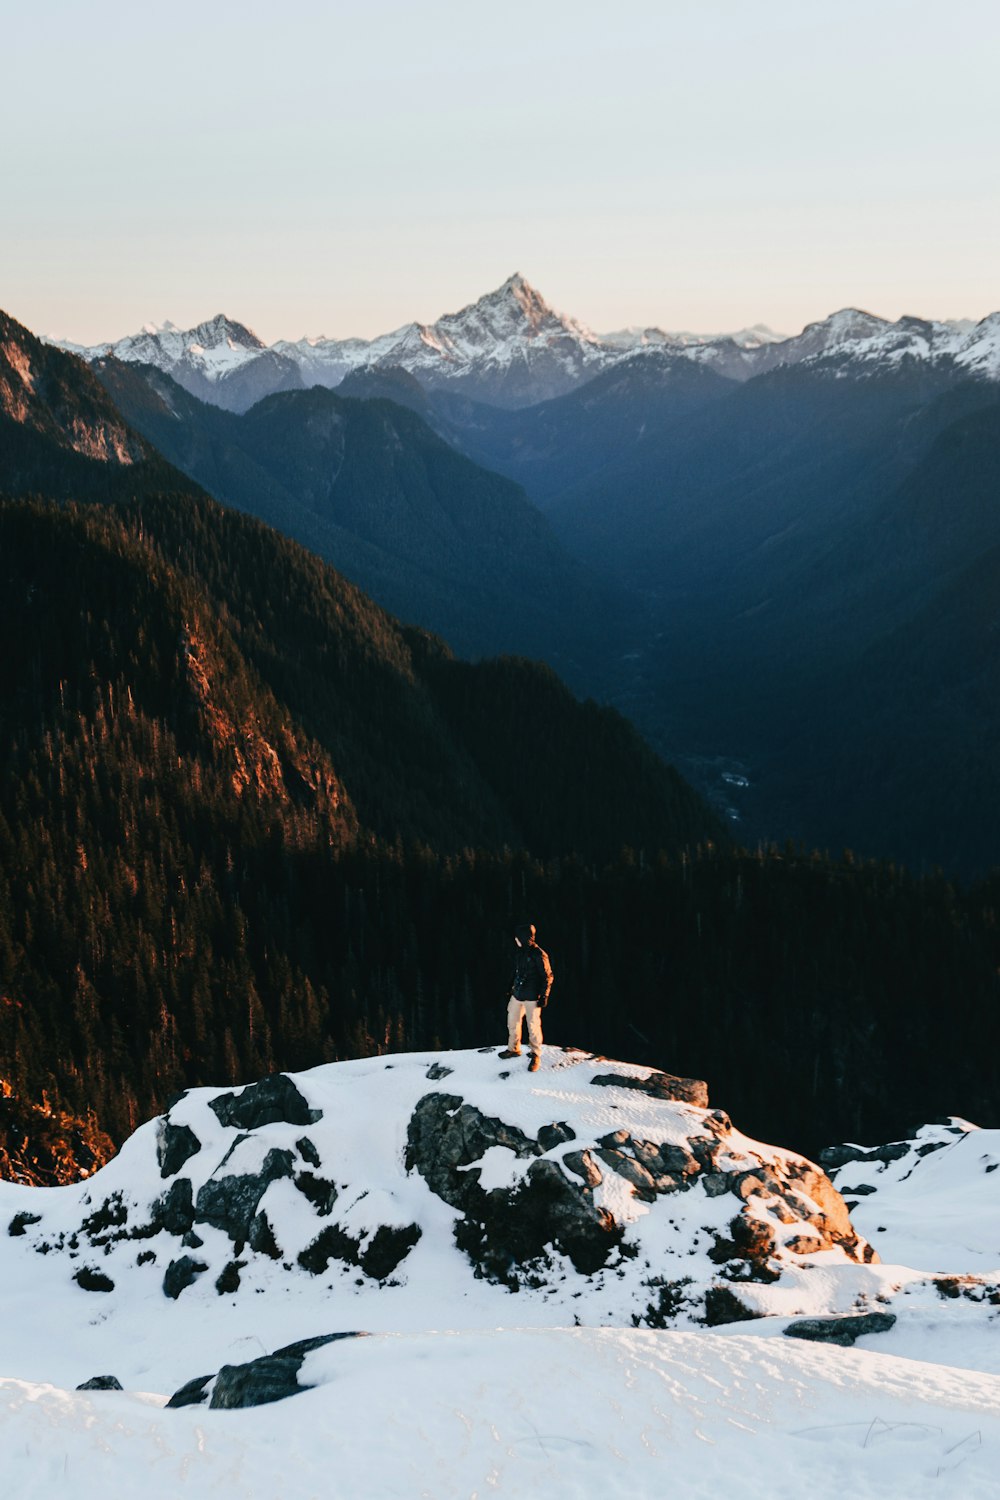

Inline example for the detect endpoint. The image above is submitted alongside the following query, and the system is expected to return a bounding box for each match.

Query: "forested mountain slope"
[94,357,634,673]
[0,492,724,1150]
[1,306,997,1179]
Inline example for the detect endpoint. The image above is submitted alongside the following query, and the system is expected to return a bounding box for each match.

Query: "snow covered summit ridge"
[0,1046,876,1340]
[47,277,1000,409]
[1,1049,999,1500]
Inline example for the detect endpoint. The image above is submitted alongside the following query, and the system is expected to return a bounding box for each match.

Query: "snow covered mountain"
[50,280,1000,414]
[1,1047,997,1498]
[273,272,607,407]
[597,322,789,351]
[55,314,304,414]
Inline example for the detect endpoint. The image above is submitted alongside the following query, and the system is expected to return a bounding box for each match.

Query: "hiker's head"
[514,922,536,947]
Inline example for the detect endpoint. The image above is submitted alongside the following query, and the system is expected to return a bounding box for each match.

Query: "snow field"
[3,1328,1000,1500]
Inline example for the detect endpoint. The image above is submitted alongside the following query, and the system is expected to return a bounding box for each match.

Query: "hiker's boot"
[528,1055,541,1073]
[499,1048,521,1060]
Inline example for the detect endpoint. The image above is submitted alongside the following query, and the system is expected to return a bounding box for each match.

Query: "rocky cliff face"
[0,310,149,466]
[0,1048,874,1328]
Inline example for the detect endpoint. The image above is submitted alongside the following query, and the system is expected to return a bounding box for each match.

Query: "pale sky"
[3,0,998,345]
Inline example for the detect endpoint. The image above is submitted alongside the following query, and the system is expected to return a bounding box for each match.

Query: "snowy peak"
[764,306,1000,377]
[430,272,599,356]
[343,274,607,406]
[48,283,1000,412]
[83,313,301,413]
[111,313,266,373]
[466,271,570,336]
[0,1046,876,1333]
[599,322,789,352]
[183,313,266,354]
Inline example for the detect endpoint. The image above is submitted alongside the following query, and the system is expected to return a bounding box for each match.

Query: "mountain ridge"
[50,277,1000,412]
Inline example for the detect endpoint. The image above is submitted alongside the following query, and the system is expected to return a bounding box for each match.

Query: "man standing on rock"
[500,922,553,1072]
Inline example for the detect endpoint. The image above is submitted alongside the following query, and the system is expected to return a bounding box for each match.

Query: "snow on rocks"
[1,1052,999,1496]
[822,1117,1000,1275]
[1,1048,873,1338]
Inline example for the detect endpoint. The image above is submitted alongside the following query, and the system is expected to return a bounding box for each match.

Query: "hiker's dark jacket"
[511,941,553,1005]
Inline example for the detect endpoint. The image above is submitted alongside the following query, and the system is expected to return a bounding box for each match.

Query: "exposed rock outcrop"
[591,1070,710,1109]
[785,1312,897,1346]
[1,1049,876,1328]
[166,1333,366,1410]
[195,1146,294,1245]
[208,1075,322,1131]
[404,1070,872,1301]
[156,1122,201,1179]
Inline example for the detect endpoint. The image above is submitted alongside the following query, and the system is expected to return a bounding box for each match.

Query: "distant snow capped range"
[49,274,1000,413]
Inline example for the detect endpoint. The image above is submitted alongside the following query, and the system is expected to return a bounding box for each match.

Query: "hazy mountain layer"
[94,357,636,674]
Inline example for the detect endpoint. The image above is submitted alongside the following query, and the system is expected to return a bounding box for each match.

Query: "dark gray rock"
[457,1157,624,1280]
[157,1121,201,1179]
[76,1375,123,1391]
[73,1267,115,1293]
[296,1136,321,1168]
[213,1337,361,1409]
[298,1222,362,1276]
[215,1260,244,1294]
[294,1172,338,1216]
[150,1178,195,1237]
[702,1172,735,1197]
[360,1224,422,1280]
[195,1148,294,1244]
[404,1094,540,1213]
[7,1212,41,1237]
[538,1122,576,1152]
[785,1312,897,1346]
[248,1211,282,1260]
[181,1230,204,1249]
[426,1062,454,1080]
[820,1141,910,1170]
[591,1071,709,1109]
[165,1333,365,1411]
[163,1255,208,1300]
[209,1074,322,1131]
[407,1092,623,1282]
[166,1374,213,1409]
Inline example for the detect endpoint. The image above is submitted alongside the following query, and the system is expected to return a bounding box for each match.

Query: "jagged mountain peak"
[185,313,266,351]
[435,271,596,345]
[50,285,1000,414]
[132,313,265,353]
[803,307,890,341]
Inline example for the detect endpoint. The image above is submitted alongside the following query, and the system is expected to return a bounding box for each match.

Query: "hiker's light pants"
[507,996,543,1057]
